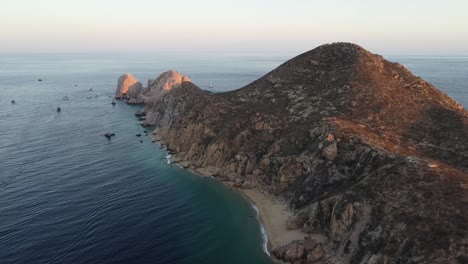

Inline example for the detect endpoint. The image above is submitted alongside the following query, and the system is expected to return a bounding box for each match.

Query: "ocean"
[0,52,466,264]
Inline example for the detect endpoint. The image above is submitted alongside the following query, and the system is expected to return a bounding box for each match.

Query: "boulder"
[330,202,355,238]
[323,142,337,160]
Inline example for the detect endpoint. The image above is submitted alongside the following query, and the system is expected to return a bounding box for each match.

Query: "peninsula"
[116,43,467,264]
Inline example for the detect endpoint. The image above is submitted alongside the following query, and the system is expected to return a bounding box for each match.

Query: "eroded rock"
[115,73,143,99]
[323,142,337,160]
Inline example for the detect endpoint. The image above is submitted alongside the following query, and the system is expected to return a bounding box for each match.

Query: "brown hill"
[142,43,467,264]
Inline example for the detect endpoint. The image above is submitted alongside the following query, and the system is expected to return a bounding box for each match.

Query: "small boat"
[208,80,214,89]
[111,98,116,105]
[11,100,15,104]
[62,96,70,100]
[57,107,61,112]
[89,88,94,91]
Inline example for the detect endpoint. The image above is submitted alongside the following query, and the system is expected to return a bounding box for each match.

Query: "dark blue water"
[0,53,466,264]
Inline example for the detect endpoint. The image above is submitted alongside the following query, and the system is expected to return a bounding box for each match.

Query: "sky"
[1,0,467,54]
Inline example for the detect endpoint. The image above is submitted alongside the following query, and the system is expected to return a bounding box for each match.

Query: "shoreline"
[153,134,305,257]
[238,189,305,251]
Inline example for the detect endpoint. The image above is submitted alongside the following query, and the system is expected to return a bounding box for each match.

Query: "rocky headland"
[117,43,467,264]
[115,70,190,105]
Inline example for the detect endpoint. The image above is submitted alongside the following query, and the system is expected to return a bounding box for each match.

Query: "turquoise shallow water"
[0,52,466,264]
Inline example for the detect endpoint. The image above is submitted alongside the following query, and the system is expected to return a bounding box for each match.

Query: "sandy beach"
[239,189,305,250]
[153,136,305,251]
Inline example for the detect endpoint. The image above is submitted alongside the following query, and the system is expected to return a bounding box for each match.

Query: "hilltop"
[122,43,467,264]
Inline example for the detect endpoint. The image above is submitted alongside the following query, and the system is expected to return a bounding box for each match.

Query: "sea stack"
[124,43,467,263]
[115,73,143,100]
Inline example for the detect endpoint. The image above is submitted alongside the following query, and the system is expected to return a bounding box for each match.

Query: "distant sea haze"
[0,53,466,264]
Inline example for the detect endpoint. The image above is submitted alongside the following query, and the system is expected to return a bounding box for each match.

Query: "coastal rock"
[115,73,143,99]
[146,70,191,98]
[128,94,146,104]
[123,42,468,264]
[126,83,143,100]
[135,110,146,117]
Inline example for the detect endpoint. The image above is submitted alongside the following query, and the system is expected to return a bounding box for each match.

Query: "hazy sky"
[1,0,467,54]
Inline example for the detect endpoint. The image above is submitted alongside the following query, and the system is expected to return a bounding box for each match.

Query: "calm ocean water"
[0,52,467,264]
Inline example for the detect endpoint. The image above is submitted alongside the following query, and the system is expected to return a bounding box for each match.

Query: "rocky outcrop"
[273,239,326,263]
[127,43,468,263]
[126,83,143,99]
[117,70,191,105]
[115,73,143,99]
[127,94,145,104]
[146,70,191,98]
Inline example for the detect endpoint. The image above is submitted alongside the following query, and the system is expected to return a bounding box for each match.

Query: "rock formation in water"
[117,70,191,105]
[130,43,468,263]
[115,73,143,99]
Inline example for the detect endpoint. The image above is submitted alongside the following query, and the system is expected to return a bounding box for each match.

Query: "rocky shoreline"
[151,131,306,262]
[153,133,306,252]
[117,42,467,264]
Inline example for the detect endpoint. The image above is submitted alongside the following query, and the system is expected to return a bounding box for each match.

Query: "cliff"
[115,73,143,100]
[137,43,467,263]
[116,70,191,105]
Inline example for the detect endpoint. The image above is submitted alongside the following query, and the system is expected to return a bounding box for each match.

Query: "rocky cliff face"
[146,70,191,98]
[115,73,143,99]
[139,43,467,264]
[116,70,190,105]
[142,70,194,124]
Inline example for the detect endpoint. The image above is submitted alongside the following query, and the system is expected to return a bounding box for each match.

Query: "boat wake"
[45,114,56,123]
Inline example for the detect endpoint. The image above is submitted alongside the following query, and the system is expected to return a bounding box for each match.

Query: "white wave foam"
[251,203,270,256]
[166,154,172,164]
